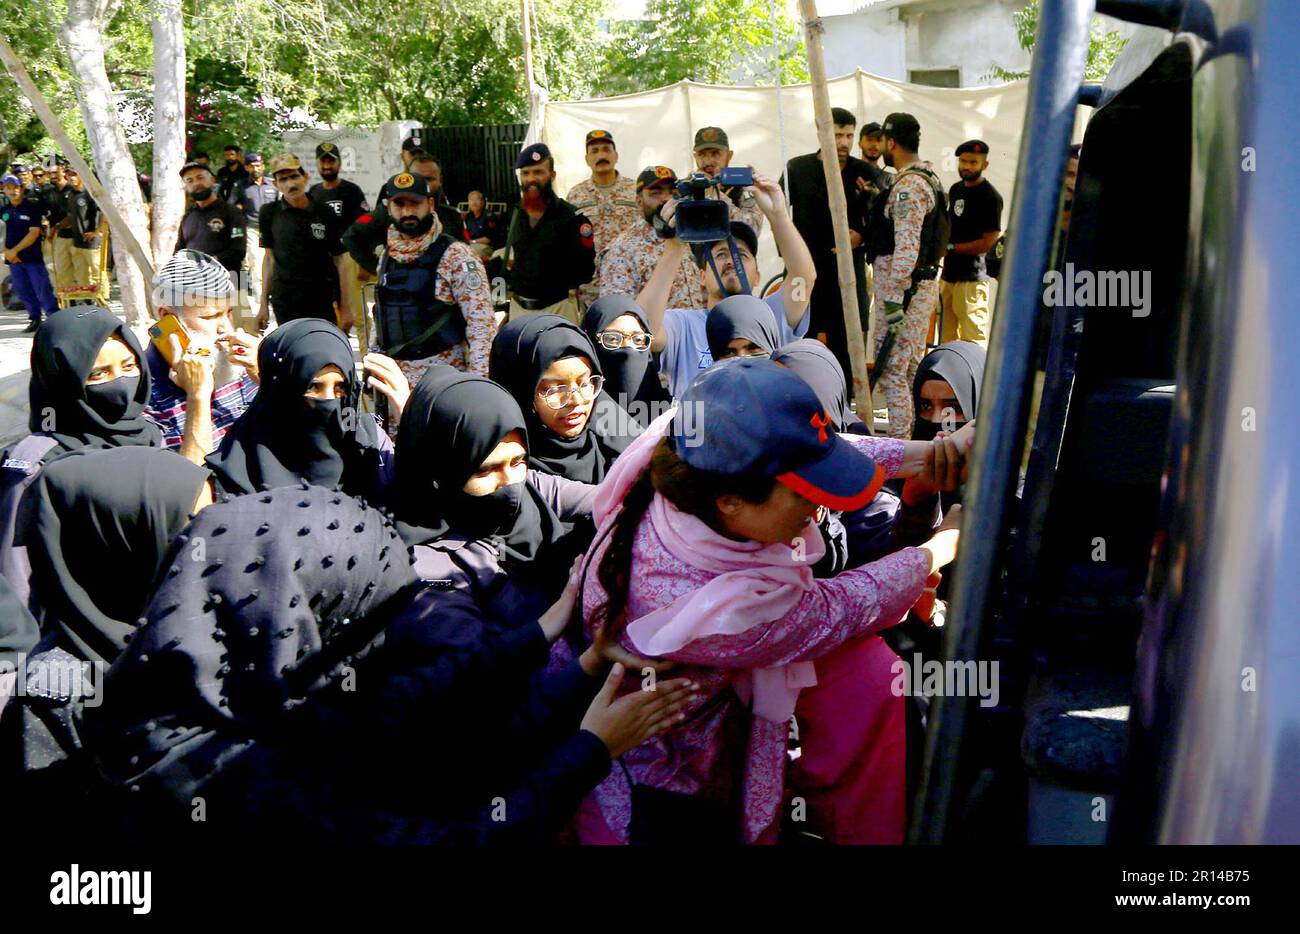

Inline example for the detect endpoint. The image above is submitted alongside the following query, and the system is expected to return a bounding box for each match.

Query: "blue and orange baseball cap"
[672,358,884,511]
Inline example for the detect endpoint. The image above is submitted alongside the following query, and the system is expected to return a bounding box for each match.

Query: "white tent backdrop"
[539,70,1086,285]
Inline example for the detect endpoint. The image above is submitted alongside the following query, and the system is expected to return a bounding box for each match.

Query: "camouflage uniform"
[388,214,500,393]
[566,174,638,308]
[599,220,706,313]
[871,161,941,439]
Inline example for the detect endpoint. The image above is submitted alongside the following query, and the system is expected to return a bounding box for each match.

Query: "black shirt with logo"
[63,189,103,249]
[176,199,247,271]
[258,199,345,300]
[308,179,370,235]
[943,178,1004,282]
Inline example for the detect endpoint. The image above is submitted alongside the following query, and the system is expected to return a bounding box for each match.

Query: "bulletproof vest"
[866,164,950,269]
[375,235,466,361]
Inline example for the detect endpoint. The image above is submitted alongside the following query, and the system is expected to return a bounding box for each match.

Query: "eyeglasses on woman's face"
[595,330,652,352]
[538,374,604,409]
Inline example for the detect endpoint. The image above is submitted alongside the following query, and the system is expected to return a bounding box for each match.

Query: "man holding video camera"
[637,169,817,398]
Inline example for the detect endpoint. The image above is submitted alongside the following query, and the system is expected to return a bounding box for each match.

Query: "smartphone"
[148,313,190,362]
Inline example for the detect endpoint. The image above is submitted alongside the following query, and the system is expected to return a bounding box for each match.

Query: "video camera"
[672,166,754,242]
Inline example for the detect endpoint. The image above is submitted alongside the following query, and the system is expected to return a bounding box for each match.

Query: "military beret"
[955,139,990,156]
[516,143,552,169]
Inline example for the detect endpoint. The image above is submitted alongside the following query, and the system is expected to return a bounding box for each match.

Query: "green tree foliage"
[0,0,810,175]
[599,0,807,96]
[988,1,1129,82]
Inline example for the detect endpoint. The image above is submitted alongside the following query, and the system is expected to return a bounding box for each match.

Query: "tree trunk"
[799,0,871,424]
[149,0,185,266]
[62,0,155,326]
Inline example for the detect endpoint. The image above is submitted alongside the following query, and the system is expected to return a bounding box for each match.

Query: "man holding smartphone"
[145,250,261,464]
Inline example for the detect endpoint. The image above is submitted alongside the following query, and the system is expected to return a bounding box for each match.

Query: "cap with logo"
[315,142,341,160]
[636,165,678,193]
[179,161,212,177]
[268,153,303,177]
[382,171,431,201]
[671,358,884,511]
[516,142,552,169]
[693,127,730,152]
[1,175,20,187]
[584,129,616,148]
[245,152,263,164]
[955,139,989,156]
[10,163,26,174]
[860,122,884,137]
[401,133,424,153]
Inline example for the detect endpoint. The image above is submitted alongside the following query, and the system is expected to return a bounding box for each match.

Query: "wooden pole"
[0,27,155,289]
[797,0,872,426]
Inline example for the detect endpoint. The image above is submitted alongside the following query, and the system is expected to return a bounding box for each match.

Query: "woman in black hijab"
[772,338,868,435]
[83,485,695,844]
[705,294,782,362]
[8,446,212,819]
[205,318,389,499]
[1,306,161,606]
[581,295,670,426]
[489,314,636,485]
[393,365,595,618]
[911,340,985,442]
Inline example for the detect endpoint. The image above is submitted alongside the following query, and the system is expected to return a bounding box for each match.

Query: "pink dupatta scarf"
[590,408,820,722]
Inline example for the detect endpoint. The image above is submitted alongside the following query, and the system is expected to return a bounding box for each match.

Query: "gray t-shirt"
[660,292,810,398]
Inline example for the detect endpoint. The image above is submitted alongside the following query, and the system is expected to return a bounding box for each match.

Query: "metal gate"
[415,123,527,210]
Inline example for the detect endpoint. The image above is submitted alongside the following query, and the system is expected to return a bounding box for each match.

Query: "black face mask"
[84,376,140,424]
[192,186,213,201]
[445,481,524,541]
[396,213,434,236]
[304,397,347,445]
[912,418,966,443]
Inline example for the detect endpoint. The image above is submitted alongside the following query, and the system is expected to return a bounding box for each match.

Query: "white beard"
[212,348,240,389]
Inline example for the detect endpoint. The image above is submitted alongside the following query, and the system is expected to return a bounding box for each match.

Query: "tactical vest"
[866,164,950,271]
[375,235,466,361]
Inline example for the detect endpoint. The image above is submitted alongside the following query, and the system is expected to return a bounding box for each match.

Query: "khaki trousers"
[509,294,581,325]
[939,279,992,346]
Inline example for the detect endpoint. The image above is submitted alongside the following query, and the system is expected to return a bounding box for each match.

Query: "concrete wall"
[822,0,1032,87]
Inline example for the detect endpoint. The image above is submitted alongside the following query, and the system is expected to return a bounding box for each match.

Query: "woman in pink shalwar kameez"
[569,359,966,844]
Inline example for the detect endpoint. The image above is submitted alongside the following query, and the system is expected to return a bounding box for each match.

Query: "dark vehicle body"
[913,0,1299,844]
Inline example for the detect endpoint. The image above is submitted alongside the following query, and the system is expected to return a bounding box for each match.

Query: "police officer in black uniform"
[175,160,247,277]
[308,142,370,234]
[504,142,595,324]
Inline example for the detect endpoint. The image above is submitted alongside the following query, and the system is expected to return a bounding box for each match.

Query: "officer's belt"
[513,292,568,311]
